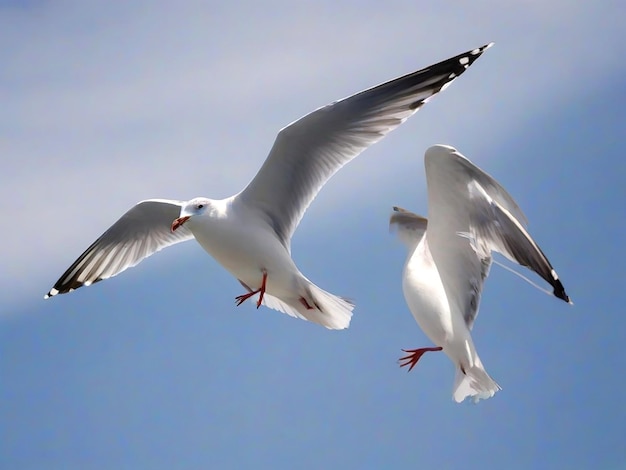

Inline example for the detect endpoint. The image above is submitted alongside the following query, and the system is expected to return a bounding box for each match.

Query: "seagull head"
[171,197,211,232]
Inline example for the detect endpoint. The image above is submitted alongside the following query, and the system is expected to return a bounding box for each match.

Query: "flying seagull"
[390,144,571,401]
[45,44,493,330]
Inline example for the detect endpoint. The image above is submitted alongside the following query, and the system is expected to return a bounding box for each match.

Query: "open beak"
[171,216,190,232]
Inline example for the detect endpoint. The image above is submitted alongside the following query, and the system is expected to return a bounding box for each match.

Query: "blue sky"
[1,1,625,469]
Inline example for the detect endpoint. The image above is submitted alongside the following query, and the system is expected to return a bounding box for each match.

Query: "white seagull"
[45,45,493,330]
[391,145,572,401]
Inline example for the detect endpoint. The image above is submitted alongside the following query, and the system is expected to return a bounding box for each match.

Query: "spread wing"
[424,145,570,330]
[45,199,193,298]
[238,44,493,250]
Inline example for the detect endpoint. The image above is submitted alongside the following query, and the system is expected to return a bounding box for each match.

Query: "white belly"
[403,239,479,368]
[188,212,300,297]
[402,242,454,346]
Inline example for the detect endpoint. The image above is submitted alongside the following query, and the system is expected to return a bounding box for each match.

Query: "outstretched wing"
[464,179,570,303]
[238,44,493,250]
[424,145,570,330]
[45,199,193,298]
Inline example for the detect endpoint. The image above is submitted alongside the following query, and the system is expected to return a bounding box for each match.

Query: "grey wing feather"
[464,255,492,330]
[466,181,570,303]
[239,44,493,249]
[423,144,569,333]
[45,199,193,298]
[425,144,528,227]
[424,146,498,330]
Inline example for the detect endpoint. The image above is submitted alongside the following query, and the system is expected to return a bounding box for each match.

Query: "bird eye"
[197,204,204,209]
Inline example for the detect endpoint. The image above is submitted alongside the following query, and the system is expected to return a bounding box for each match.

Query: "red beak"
[171,216,190,232]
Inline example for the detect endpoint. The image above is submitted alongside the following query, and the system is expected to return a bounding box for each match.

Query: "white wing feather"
[45,199,193,298]
[423,145,570,330]
[239,44,493,249]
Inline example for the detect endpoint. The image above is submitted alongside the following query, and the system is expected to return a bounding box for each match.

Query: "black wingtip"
[460,42,493,68]
[424,42,494,77]
[44,287,58,300]
[552,279,571,304]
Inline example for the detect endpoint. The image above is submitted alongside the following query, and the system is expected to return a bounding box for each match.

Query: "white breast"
[402,238,454,346]
[188,205,300,295]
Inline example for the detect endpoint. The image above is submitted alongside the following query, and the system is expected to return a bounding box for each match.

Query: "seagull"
[390,145,572,401]
[45,45,493,330]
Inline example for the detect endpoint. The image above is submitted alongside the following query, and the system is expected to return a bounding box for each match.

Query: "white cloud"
[1,0,624,308]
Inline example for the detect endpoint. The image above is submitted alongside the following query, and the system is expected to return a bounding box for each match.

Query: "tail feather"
[262,284,354,330]
[453,364,501,403]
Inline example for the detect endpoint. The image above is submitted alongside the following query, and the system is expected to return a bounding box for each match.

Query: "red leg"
[256,271,267,309]
[234,271,268,308]
[399,346,443,372]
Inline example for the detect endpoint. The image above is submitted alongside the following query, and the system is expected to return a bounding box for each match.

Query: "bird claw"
[234,270,268,308]
[235,291,256,306]
[398,346,443,372]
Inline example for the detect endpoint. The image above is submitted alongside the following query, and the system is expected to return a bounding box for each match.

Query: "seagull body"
[182,196,340,327]
[391,145,571,401]
[45,44,493,330]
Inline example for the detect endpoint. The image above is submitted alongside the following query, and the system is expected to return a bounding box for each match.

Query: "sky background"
[1,1,625,469]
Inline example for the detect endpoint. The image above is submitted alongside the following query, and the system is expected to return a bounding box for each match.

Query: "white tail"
[262,283,354,330]
[453,362,501,403]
